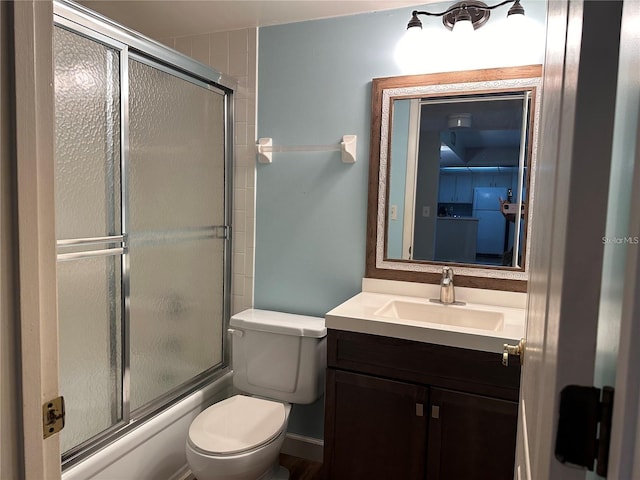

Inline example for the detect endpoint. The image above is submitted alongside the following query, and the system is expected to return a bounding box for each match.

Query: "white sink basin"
[374,300,504,332]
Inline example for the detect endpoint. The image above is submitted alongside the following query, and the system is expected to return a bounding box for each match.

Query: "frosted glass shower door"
[54,3,232,463]
[127,58,227,410]
[54,26,124,453]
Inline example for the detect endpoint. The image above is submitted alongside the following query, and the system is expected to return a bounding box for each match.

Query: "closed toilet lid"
[189,395,287,455]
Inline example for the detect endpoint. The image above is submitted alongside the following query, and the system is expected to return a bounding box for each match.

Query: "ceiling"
[79,0,429,40]
[418,98,525,167]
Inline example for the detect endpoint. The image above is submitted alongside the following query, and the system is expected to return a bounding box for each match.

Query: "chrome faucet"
[440,266,456,304]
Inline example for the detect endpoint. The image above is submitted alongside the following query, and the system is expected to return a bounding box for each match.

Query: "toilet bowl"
[186,309,327,480]
[186,395,292,480]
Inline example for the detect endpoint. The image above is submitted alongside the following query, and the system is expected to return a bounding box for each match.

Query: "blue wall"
[256,1,547,318]
[256,9,421,440]
[256,8,413,319]
[256,1,547,439]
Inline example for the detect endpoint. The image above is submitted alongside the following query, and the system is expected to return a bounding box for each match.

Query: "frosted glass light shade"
[394,27,428,73]
[452,18,474,36]
[507,10,526,29]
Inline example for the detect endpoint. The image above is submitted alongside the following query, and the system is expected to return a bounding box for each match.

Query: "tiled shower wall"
[159,29,257,315]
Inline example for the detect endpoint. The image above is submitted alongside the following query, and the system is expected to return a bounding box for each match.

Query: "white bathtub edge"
[62,371,234,480]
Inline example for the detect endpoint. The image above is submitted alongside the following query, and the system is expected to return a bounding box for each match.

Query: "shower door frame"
[12,2,60,479]
[53,0,236,469]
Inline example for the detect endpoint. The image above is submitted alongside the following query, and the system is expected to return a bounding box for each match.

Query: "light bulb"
[452,18,474,36]
[507,10,526,28]
[394,26,428,73]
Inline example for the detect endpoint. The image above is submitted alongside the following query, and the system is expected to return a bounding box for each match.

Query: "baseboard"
[281,433,324,463]
[168,465,194,480]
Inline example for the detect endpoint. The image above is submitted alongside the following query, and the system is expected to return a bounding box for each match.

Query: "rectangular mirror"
[366,66,542,292]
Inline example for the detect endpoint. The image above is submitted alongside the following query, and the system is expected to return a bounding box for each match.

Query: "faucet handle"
[442,266,454,281]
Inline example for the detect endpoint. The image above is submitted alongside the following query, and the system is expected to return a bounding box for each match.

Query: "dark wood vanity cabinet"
[326,369,428,478]
[322,329,521,480]
[426,388,519,479]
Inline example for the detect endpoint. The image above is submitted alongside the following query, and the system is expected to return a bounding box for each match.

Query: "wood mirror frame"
[365,65,543,292]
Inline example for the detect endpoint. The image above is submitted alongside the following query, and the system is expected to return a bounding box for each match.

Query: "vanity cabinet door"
[426,387,518,480]
[323,369,428,480]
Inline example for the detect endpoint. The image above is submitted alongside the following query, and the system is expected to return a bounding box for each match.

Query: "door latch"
[43,396,65,439]
[502,338,525,366]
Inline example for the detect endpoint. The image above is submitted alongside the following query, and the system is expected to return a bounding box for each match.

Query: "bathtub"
[62,372,234,480]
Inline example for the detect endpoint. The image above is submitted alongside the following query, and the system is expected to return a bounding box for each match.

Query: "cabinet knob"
[502,338,525,367]
[416,403,424,417]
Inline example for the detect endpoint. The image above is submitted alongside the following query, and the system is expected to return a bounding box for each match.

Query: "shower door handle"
[213,225,230,239]
[57,247,126,262]
[56,235,126,262]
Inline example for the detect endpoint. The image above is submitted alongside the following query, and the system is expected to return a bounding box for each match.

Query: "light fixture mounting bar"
[442,1,490,31]
[409,0,523,31]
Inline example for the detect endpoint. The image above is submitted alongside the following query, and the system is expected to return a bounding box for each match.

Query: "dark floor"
[280,454,323,480]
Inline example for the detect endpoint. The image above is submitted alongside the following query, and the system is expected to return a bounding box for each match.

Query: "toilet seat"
[188,395,287,456]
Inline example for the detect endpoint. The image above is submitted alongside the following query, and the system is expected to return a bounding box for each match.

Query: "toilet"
[186,309,327,480]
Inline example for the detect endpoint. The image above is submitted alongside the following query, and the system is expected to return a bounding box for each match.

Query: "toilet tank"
[229,309,327,404]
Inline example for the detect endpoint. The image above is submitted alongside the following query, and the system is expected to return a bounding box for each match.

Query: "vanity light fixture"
[406,0,525,33]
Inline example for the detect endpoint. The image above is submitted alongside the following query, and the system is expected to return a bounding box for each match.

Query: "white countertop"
[326,285,526,354]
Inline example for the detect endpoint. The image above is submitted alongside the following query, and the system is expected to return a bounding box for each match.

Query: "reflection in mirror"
[367,66,542,291]
[387,94,529,268]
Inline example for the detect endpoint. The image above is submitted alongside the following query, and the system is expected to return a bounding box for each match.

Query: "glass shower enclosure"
[53,1,234,464]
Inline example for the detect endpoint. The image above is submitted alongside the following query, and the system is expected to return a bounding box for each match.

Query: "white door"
[517,1,638,479]
[13,1,62,479]
[402,99,421,259]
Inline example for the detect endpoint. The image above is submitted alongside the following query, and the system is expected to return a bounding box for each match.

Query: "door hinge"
[43,396,65,439]
[555,385,614,477]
